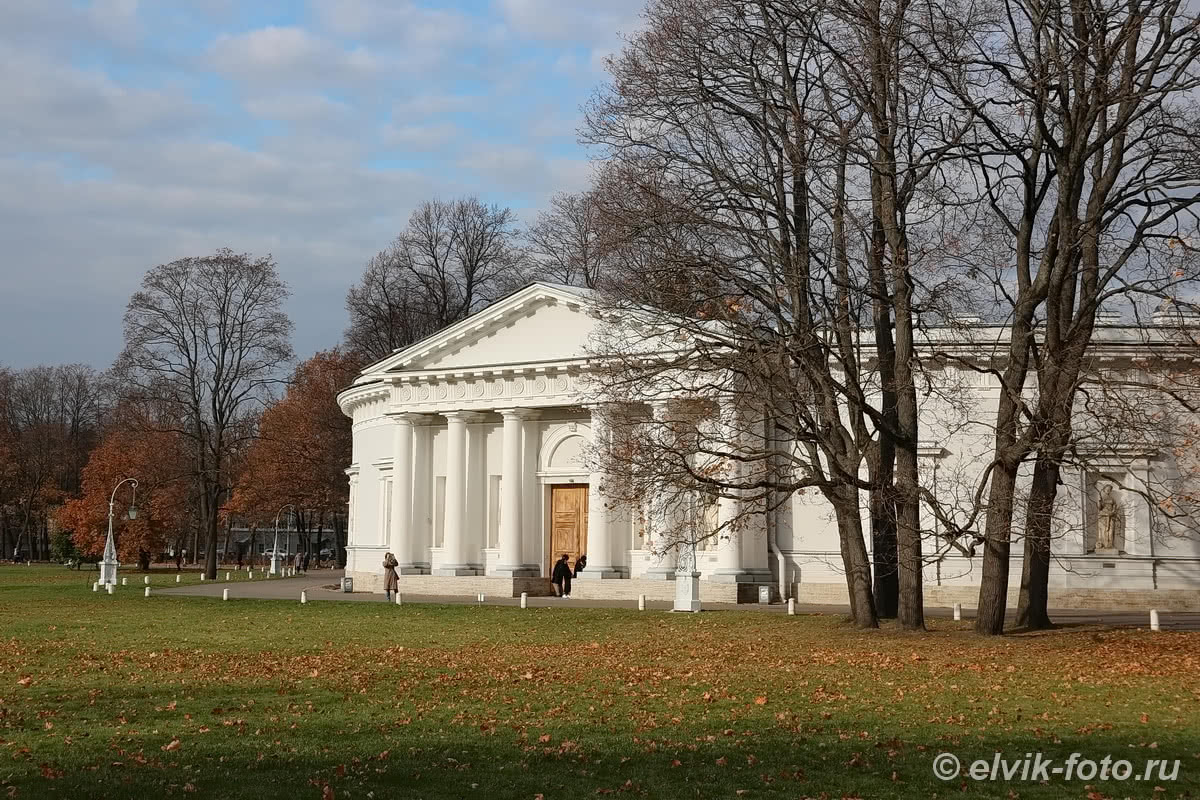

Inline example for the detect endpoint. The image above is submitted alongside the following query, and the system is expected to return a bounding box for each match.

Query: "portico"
[337,283,760,600]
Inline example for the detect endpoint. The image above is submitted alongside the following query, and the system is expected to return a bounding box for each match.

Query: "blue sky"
[0,0,644,368]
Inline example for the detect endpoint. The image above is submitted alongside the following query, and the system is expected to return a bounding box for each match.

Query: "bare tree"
[344,246,441,362]
[581,0,980,628]
[921,0,1200,633]
[0,364,103,560]
[344,197,523,362]
[116,249,293,580]
[526,191,609,289]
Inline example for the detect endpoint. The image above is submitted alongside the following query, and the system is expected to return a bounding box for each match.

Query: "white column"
[713,399,746,582]
[410,419,432,572]
[496,409,537,576]
[390,414,416,571]
[646,400,678,579]
[581,405,622,578]
[436,411,475,575]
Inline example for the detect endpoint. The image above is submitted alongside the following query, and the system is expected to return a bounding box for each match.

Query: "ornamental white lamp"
[271,504,296,577]
[100,478,138,587]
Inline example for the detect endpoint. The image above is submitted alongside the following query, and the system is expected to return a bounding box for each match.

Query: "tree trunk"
[202,487,221,579]
[1016,454,1059,630]
[832,488,879,628]
[891,290,925,631]
[975,463,1019,634]
[869,485,898,619]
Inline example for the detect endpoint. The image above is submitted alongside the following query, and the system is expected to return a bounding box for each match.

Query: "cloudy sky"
[0,0,643,369]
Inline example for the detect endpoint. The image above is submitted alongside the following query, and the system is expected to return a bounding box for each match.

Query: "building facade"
[337,283,1200,609]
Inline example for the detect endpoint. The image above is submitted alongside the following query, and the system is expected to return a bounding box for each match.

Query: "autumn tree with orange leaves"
[230,350,357,565]
[56,421,191,569]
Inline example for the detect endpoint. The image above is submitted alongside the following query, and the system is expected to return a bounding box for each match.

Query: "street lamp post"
[100,478,139,587]
[272,504,296,576]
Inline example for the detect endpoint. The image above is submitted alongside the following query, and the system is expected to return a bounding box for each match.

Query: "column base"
[644,568,677,581]
[575,568,627,579]
[493,565,540,577]
[674,571,702,612]
[433,566,481,576]
[398,564,429,575]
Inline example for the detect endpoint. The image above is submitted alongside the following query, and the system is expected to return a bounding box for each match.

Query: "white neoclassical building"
[337,283,1200,609]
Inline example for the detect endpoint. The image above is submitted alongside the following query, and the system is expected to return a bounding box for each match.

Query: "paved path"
[157,570,1200,630]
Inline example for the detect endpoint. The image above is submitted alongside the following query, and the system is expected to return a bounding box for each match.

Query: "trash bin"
[342,576,353,593]
[758,585,771,604]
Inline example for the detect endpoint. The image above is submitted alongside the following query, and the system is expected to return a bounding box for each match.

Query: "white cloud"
[207,26,381,87]
[380,121,463,152]
[495,0,642,45]
[243,92,351,124]
[0,45,204,155]
[87,0,142,46]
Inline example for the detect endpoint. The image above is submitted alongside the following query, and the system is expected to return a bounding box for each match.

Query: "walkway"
[156,569,1200,630]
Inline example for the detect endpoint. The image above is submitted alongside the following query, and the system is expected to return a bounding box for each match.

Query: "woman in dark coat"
[573,554,587,577]
[383,552,399,603]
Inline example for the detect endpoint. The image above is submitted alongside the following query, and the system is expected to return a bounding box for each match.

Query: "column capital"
[442,410,487,423]
[498,407,539,421]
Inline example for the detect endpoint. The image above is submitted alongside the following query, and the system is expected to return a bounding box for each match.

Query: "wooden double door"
[549,484,588,573]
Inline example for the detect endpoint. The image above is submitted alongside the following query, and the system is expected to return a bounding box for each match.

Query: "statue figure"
[1096,483,1121,551]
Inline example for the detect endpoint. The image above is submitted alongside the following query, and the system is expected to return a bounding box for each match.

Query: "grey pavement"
[156,569,1200,630]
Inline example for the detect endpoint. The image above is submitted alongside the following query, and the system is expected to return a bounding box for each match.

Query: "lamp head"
[126,504,138,521]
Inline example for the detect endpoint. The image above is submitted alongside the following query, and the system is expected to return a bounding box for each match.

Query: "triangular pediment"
[355,283,598,380]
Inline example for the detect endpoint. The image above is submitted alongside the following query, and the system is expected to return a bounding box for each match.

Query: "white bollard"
[300,590,307,604]
[200,573,205,581]
[176,574,181,583]
[121,577,127,586]
[93,581,99,592]
[226,572,230,581]
[638,594,646,611]
[144,576,150,585]
[248,571,253,579]
[787,597,796,616]
[395,592,402,606]
[953,603,962,621]
[1150,608,1161,631]
[222,588,229,601]
[144,587,151,598]
[520,592,528,609]
[106,583,114,595]
[477,592,485,604]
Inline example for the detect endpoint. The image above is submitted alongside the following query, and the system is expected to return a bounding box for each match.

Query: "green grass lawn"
[1,566,1196,799]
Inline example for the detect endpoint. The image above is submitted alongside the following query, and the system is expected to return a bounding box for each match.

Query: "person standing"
[552,553,573,598]
[293,551,302,574]
[383,552,399,603]
[302,550,311,573]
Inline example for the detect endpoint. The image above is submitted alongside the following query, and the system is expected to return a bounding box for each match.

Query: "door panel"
[549,485,588,570]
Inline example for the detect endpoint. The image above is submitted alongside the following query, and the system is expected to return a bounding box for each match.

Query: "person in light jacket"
[383,552,399,603]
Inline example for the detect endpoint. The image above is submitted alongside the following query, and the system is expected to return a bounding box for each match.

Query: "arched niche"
[540,424,593,476]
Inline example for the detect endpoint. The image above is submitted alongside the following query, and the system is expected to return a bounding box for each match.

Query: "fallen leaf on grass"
[162,738,181,752]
